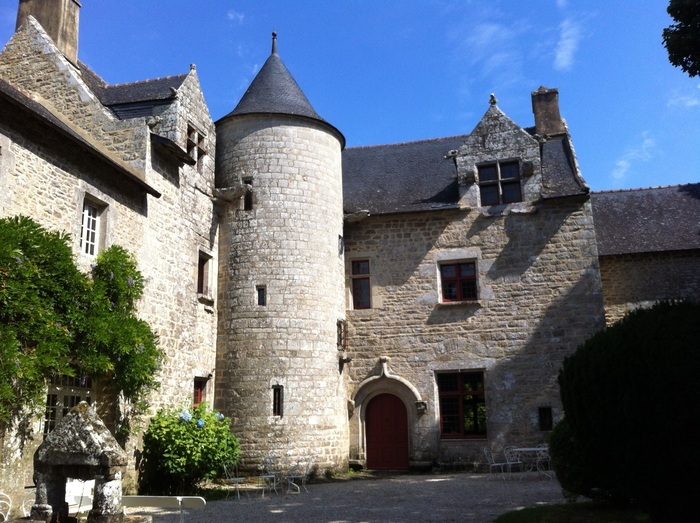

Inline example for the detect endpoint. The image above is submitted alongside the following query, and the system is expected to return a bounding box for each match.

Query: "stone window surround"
[477,159,523,206]
[77,190,110,261]
[436,369,487,439]
[196,247,215,306]
[434,248,483,307]
[349,256,373,310]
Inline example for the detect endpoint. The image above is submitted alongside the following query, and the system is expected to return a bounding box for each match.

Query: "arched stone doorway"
[365,393,409,469]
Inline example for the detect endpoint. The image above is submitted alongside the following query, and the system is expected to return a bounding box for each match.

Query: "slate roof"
[539,136,587,198]
[591,184,700,256]
[219,34,345,147]
[342,136,466,215]
[80,62,185,119]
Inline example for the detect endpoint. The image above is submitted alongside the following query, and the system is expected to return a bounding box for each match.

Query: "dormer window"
[478,161,522,206]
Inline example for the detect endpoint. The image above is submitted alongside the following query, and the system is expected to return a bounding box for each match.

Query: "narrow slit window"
[272,385,283,417]
[193,377,207,407]
[243,177,253,211]
[197,252,212,296]
[538,406,553,431]
[257,285,267,306]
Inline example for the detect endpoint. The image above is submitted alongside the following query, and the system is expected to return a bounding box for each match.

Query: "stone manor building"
[2,0,699,499]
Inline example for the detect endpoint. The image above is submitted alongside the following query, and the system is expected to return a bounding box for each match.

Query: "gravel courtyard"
[125,472,567,523]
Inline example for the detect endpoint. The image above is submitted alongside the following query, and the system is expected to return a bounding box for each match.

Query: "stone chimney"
[531,86,566,136]
[16,0,81,65]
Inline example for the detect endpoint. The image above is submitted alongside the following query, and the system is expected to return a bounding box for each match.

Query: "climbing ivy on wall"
[0,215,163,430]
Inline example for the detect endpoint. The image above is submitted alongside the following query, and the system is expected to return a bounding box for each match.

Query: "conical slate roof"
[220,33,344,146]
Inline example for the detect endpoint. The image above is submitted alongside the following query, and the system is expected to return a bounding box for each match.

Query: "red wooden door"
[365,393,409,469]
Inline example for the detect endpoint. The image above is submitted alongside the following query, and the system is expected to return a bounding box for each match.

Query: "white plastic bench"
[121,495,206,523]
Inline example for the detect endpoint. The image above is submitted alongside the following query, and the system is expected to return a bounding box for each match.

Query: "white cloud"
[666,86,700,108]
[554,18,581,71]
[226,10,244,25]
[611,133,656,181]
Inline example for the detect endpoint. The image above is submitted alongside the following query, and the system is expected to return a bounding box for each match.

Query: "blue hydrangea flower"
[179,410,192,422]
[217,413,225,421]
[197,418,205,428]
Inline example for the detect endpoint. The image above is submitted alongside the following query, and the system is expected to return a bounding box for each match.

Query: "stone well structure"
[31,402,127,523]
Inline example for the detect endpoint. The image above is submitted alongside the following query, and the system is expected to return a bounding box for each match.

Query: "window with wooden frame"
[272,385,284,417]
[193,377,207,407]
[437,371,486,439]
[43,374,94,435]
[478,160,522,206]
[439,261,477,302]
[350,259,371,309]
[80,199,105,256]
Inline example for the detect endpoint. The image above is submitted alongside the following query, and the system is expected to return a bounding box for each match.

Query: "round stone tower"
[214,33,348,471]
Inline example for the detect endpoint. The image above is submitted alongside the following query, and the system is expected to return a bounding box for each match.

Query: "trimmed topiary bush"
[554,301,700,521]
[139,404,240,495]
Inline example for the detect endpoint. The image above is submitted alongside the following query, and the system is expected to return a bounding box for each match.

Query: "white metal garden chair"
[284,457,313,493]
[0,492,11,521]
[223,462,246,499]
[482,447,508,480]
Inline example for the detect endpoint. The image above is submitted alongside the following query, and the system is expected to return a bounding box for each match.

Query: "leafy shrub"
[0,216,162,430]
[555,301,700,521]
[140,404,240,494]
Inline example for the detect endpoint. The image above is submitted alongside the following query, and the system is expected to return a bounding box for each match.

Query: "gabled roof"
[218,33,345,147]
[343,136,465,215]
[80,62,185,119]
[591,184,700,256]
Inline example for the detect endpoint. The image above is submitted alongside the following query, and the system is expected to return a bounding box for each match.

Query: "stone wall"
[215,114,348,472]
[0,19,219,496]
[344,197,605,465]
[600,250,700,325]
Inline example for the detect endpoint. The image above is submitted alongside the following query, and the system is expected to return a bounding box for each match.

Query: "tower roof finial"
[489,93,498,106]
[271,31,278,55]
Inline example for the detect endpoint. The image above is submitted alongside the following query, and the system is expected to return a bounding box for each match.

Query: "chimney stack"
[16,0,81,66]
[531,86,566,136]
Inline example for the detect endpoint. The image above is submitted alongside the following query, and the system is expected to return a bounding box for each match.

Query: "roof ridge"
[347,134,469,151]
[104,73,189,89]
[592,182,700,195]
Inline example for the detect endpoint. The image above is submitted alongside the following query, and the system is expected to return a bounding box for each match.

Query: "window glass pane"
[351,260,370,275]
[437,373,458,392]
[352,277,371,309]
[459,263,475,277]
[500,161,519,179]
[478,164,497,182]
[502,182,522,203]
[461,280,477,300]
[442,282,458,300]
[480,185,500,206]
[440,264,457,279]
[440,397,460,433]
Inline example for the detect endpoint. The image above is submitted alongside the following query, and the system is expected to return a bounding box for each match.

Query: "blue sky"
[1,0,698,192]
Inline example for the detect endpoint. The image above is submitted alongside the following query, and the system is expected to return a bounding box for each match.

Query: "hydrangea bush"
[140,403,240,494]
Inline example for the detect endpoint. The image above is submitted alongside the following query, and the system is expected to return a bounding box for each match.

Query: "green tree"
[663,0,700,77]
[0,216,162,431]
[552,301,700,521]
